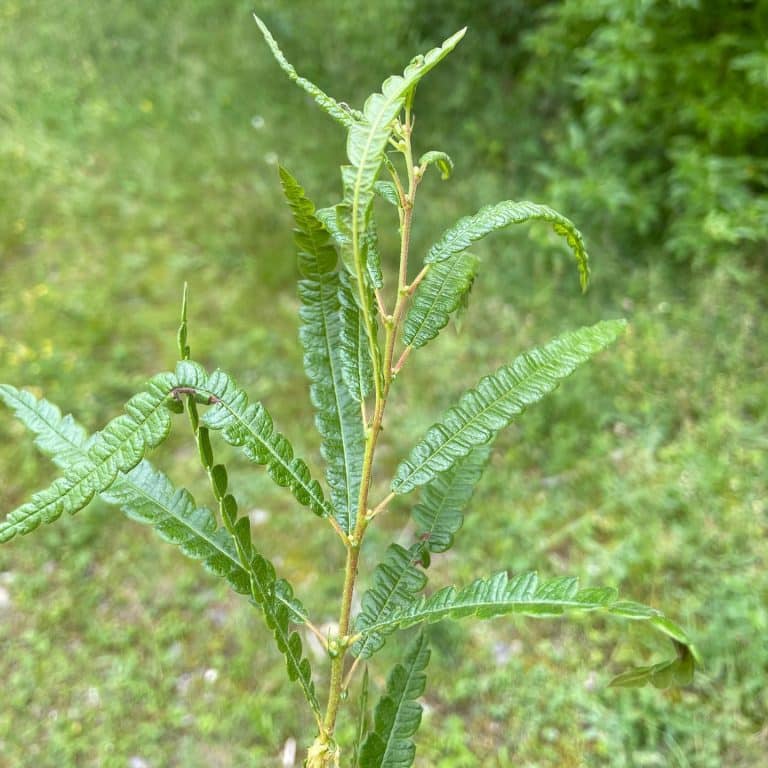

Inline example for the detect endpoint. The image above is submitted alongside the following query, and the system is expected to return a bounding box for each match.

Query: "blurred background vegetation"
[1,0,766,765]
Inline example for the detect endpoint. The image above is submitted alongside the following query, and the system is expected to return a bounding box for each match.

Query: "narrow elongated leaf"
[402,251,478,349]
[0,384,89,466]
[353,449,490,659]
[0,357,333,540]
[318,206,383,292]
[280,168,364,532]
[254,15,361,129]
[352,544,427,659]
[0,373,176,542]
[359,632,430,768]
[339,268,375,403]
[174,360,333,520]
[426,200,591,291]
[247,551,319,712]
[353,571,696,689]
[411,446,491,554]
[0,384,320,713]
[352,667,371,768]
[392,320,626,494]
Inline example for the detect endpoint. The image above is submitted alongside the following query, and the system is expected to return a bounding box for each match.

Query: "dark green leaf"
[353,571,696,689]
[0,385,320,713]
[359,632,430,768]
[280,167,365,532]
[402,251,478,349]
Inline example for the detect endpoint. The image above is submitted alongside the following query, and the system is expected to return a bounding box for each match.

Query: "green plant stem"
[321,102,421,742]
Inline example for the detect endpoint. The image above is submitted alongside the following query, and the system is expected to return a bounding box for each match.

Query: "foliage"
[516,0,768,270]
[3,6,748,768]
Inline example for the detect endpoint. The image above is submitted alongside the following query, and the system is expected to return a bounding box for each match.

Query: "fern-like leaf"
[411,446,491,554]
[359,632,430,768]
[0,384,320,713]
[280,168,364,532]
[353,449,490,659]
[402,250,478,349]
[353,572,696,688]
[254,15,362,129]
[339,268,375,403]
[426,200,591,291]
[392,319,626,494]
[0,358,334,541]
[0,373,176,542]
[174,361,333,520]
[316,207,383,290]
[374,181,400,207]
[352,544,427,659]
[0,384,89,467]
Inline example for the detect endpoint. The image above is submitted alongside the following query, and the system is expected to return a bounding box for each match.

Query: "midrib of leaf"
[359,591,616,637]
[1,387,172,540]
[395,362,553,490]
[379,639,426,762]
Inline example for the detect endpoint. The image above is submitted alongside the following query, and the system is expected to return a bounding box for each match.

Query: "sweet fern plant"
[0,18,697,767]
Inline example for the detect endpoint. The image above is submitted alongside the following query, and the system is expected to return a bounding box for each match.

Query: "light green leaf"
[426,200,591,291]
[610,641,697,688]
[374,181,400,207]
[359,632,430,768]
[418,150,454,180]
[354,571,696,689]
[0,373,176,542]
[280,167,365,532]
[392,320,626,494]
[338,27,466,358]
[402,250,478,349]
[253,15,362,129]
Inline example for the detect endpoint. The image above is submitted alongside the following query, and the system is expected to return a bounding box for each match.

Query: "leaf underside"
[0,384,320,713]
[392,319,627,495]
[359,631,430,768]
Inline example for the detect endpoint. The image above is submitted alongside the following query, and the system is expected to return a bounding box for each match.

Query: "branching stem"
[322,99,421,739]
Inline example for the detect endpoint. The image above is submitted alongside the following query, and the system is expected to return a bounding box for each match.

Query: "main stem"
[321,102,419,744]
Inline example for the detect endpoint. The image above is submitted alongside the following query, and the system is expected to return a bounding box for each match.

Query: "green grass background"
[1,2,766,766]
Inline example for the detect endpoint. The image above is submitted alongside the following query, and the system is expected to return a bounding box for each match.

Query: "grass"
[1,2,767,766]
